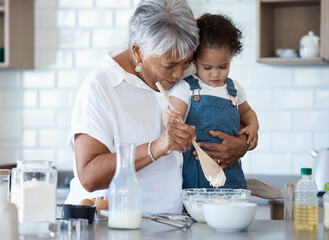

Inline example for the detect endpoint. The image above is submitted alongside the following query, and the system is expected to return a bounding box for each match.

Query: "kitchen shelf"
[257,0,329,65]
[259,57,327,65]
[0,0,34,69]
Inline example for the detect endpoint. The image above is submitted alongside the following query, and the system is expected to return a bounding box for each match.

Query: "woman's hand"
[151,122,196,159]
[193,130,248,170]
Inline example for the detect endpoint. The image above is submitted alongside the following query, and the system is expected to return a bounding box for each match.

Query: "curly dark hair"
[194,13,243,59]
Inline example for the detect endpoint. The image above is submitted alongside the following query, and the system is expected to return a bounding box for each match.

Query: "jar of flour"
[11,160,57,237]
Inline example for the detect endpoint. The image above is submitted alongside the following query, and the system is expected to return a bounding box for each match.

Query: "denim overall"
[182,75,247,189]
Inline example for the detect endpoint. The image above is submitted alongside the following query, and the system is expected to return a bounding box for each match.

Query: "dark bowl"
[63,204,96,224]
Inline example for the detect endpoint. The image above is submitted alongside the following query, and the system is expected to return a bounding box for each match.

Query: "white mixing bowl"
[182,188,251,222]
[203,202,257,232]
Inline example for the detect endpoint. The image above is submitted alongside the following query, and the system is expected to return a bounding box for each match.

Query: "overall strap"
[184,75,201,90]
[226,77,237,97]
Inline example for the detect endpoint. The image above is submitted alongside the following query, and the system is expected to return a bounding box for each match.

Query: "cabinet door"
[8,0,34,69]
[0,0,34,69]
[321,0,329,62]
[0,0,8,67]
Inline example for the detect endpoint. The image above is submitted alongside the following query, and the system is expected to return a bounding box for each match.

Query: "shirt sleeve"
[233,80,247,105]
[168,80,191,105]
[69,73,115,153]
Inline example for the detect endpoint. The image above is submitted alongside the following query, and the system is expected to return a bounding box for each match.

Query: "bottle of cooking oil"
[294,168,318,231]
[323,182,329,230]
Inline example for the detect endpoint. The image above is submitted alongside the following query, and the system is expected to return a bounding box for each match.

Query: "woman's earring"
[135,64,141,73]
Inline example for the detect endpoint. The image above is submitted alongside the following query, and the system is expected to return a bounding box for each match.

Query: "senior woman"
[66,0,249,214]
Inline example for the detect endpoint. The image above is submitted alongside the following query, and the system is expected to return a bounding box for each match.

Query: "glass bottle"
[323,182,329,230]
[0,169,18,240]
[11,160,57,236]
[108,143,142,229]
[294,168,318,231]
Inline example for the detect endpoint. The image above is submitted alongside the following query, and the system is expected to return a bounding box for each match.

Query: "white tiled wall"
[0,0,328,174]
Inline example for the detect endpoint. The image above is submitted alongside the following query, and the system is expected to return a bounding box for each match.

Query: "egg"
[80,198,94,206]
[95,199,108,211]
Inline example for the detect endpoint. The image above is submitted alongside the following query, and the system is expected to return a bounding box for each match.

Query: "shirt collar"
[102,47,156,92]
[102,46,195,92]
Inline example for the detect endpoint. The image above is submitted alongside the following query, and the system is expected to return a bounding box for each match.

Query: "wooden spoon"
[155,82,226,187]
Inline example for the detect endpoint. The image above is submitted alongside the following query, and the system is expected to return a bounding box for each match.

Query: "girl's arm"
[238,101,259,150]
[238,101,258,129]
[168,96,188,122]
[162,96,188,126]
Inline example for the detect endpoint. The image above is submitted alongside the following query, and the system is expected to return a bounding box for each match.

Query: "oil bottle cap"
[301,168,312,175]
[324,183,329,191]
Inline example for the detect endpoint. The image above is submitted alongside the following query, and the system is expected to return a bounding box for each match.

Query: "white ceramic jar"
[299,31,320,58]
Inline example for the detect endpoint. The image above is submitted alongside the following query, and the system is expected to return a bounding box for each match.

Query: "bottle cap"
[324,183,329,191]
[301,168,312,175]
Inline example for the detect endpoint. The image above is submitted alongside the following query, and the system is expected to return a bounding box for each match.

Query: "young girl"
[163,13,259,189]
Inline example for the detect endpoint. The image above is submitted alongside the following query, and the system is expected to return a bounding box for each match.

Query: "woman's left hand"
[193,130,249,170]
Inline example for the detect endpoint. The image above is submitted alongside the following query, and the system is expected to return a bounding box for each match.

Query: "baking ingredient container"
[63,204,96,224]
[108,143,142,229]
[0,169,18,240]
[11,160,57,236]
[294,168,318,231]
[182,188,251,222]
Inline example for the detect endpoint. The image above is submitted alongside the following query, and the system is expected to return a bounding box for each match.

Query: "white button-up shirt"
[66,46,184,214]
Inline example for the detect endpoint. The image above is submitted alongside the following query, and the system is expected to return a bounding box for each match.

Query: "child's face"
[194,47,231,87]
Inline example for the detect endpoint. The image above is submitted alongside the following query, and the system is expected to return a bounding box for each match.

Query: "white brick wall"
[0,0,328,173]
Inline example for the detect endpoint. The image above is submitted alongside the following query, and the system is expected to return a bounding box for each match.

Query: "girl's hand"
[238,126,258,150]
[163,108,182,127]
[152,122,196,159]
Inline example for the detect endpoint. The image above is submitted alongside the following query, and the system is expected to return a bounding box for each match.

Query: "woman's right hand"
[151,122,196,159]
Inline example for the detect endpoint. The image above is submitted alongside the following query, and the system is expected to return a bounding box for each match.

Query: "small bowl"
[63,204,96,224]
[275,48,298,58]
[182,188,251,222]
[203,202,257,232]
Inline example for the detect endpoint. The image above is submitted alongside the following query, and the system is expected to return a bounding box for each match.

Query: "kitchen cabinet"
[0,0,34,69]
[257,0,329,65]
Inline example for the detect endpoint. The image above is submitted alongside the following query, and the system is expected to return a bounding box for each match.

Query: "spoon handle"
[155,82,177,113]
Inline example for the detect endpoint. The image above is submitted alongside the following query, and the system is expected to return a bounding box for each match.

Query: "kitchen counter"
[53,219,328,240]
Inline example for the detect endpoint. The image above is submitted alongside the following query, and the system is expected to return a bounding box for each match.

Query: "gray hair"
[129,0,199,60]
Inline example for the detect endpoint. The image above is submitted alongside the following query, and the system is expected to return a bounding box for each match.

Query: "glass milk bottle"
[108,143,142,229]
[11,160,57,236]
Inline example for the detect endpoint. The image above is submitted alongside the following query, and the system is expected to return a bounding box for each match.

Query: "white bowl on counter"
[182,188,251,222]
[203,202,257,232]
